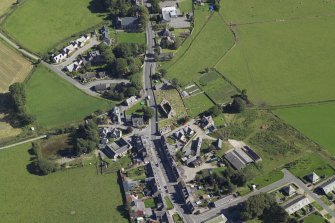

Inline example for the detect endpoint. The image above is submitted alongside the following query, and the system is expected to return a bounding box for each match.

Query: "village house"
[319,177,335,194]
[111,106,122,125]
[282,196,310,215]
[125,96,138,106]
[173,130,187,143]
[79,72,96,82]
[306,172,320,184]
[65,60,83,72]
[94,83,110,93]
[183,126,194,137]
[283,185,296,197]
[100,26,112,45]
[132,115,144,128]
[224,145,261,170]
[199,115,216,133]
[104,138,132,159]
[117,17,139,30]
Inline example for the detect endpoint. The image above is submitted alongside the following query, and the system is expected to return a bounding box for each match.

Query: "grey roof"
[282,196,310,215]
[94,83,109,91]
[120,17,138,26]
[319,176,335,193]
[224,152,246,170]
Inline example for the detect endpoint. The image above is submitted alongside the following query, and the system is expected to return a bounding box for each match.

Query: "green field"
[221,0,335,24]
[275,103,335,155]
[26,65,110,128]
[118,32,146,44]
[184,93,214,117]
[0,143,127,223]
[216,17,335,106]
[304,214,326,223]
[166,12,235,86]
[3,0,106,55]
[196,71,238,104]
[179,0,192,13]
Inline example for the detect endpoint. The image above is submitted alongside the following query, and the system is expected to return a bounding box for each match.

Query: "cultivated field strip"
[0,40,32,92]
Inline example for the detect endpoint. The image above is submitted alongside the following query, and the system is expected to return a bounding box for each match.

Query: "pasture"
[221,0,335,24]
[166,12,235,86]
[3,0,107,55]
[0,40,32,93]
[183,93,214,117]
[196,71,238,104]
[26,65,110,129]
[118,32,146,44]
[216,17,335,106]
[0,143,127,223]
[275,103,335,155]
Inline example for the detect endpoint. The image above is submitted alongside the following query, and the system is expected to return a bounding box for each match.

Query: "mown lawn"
[0,143,128,223]
[0,0,15,16]
[3,0,107,55]
[26,65,111,129]
[118,32,146,44]
[183,93,214,117]
[166,12,235,86]
[179,0,192,13]
[217,17,335,106]
[275,103,335,155]
[303,214,326,223]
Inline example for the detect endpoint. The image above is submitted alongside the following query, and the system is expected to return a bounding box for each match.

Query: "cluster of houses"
[52,35,90,63]
[182,137,203,167]
[121,162,173,223]
[198,115,217,134]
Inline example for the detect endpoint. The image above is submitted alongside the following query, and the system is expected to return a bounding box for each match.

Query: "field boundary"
[251,99,335,110]
[165,12,214,71]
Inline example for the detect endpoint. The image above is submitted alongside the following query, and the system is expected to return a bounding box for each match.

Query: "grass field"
[216,17,335,106]
[196,71,238,104]
[184,93,214,117]
[0,0,15,16]
[0,113,21,140]
[118,32,146,44]
[221,0,335,24]
[285,153,335,181]
[275,103,335,155]
[303,214,326,223]
[179,0,192,13]
[3,0,107,55]
[26,65,110,128]
[0,40,32,93]
[0,143,128,223]
[166,12,235,86]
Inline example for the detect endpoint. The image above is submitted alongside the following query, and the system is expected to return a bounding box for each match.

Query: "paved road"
[0,135,47,150]
[0,32,39,61]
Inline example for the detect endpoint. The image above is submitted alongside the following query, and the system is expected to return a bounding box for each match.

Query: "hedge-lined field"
[0,143,127,223]
[26,65,110,128]
[3,0,107,55]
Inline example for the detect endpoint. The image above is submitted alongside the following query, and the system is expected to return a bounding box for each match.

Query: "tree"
[74,120,99,155]
[150,0,160,13]
[171,37,181,50]
[263,204,289,223]
[9,83,35,126]
[143,106,154,121]
[239,193,276,220]
[138,5,149,30]
[115,58,128,75]
[231,97,246,113]
[208,105,222,117]
[125,86,138,97]
[171,78,180,89]
[113,43,132,58]
[159,68,167,77]
[38,158,59,175]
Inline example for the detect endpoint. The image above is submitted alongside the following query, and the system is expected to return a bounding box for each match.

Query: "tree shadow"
[0,92,11,113]
[88,0,108,14]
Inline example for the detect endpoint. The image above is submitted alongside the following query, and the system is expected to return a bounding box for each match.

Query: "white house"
[66,60,83,72]
[320,177,335,194]
[283,196,310,215]
[53,52,67,63]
